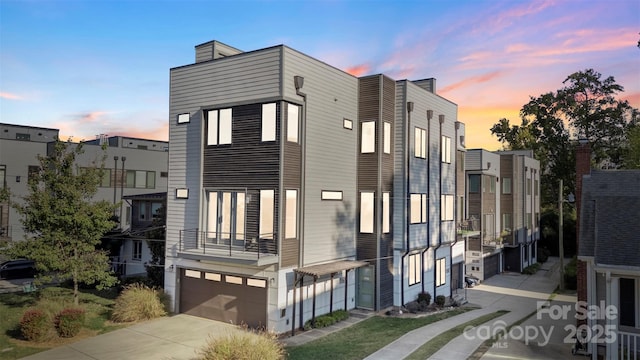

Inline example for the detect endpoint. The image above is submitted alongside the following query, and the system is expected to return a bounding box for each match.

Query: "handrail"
[178,229,277,258]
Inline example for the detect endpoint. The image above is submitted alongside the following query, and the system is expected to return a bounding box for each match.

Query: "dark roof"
[294,260,369,278]
[123,192,167,201]
[579,170,640,268]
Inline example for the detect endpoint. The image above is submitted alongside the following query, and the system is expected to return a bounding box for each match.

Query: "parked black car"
[465,275,479,288]
[0,259,36,279]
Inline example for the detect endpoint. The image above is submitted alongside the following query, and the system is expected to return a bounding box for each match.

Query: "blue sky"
[1,0,638,149]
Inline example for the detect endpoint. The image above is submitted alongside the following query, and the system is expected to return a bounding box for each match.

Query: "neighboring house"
[576,167,640,356]
[111,192,166,277]
[464,149,540,281]
[165,40,466,334]
[0,124,169,274]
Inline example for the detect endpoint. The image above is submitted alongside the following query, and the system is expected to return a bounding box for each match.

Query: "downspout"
[450,122,460,297]
[113,156,119,220]
[401,98,414,306]
[426,109,433,297]
[294,76,307,269]
[376,75,383,311]
[435,114,444,298]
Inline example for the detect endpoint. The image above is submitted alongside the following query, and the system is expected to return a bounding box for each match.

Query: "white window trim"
[415,127,427,159]
[441,194,454,221]
[410,193,428,224]
[177,113,190,124]
[207,108,232,146]
[436,258,446,287]
[441,135,451,163]
[343,119,353,130]
[259,190,274,240]
[287,103,299,143]
[382,192,390,233]
[285,189,298,239]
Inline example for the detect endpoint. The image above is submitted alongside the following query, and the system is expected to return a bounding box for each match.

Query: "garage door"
[179,269,267,328]
[484,254,500,280]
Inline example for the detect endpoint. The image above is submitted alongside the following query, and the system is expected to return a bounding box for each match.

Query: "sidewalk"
[364,257,562,360]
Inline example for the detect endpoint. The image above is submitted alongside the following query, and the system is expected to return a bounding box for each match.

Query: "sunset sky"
[1,0,638,150]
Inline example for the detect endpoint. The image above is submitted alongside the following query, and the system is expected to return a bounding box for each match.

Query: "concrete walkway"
[21,314,240,360]
[365,257,563,360]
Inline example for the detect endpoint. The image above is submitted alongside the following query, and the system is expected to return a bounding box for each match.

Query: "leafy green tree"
[622,119,640,169]
[7,140,118,305]
[491,69,638,205]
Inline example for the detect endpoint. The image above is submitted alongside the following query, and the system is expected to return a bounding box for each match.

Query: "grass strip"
[286,307,475,360]
[404,310,509,360]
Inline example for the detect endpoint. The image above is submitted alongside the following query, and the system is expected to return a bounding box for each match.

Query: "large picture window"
[125,170,155,189]
[206,190,246,246]
[409,253,421,285]
[207,108,232,145]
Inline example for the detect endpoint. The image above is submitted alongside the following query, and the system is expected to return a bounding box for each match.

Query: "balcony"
[619,330,640,360]
[457,218,480,239]
[178,229,278,266]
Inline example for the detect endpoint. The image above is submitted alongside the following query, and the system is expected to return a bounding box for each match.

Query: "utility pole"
[559,179,564,291]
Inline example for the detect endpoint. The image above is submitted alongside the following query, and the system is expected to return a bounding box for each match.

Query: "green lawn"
[0,286,123,360]
[404,310,509,360]
[286,307,474,360]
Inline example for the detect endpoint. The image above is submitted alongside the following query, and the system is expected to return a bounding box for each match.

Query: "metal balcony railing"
[179,229,277,259]
[620,331,640,360]
[457,218,480,235]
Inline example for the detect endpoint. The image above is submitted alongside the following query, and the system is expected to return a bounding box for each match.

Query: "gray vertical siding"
[282,47,359,266]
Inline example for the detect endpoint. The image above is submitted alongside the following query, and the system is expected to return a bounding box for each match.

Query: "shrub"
[303,310,349,330]
[197,330,284,360]
[537,247,550,263]
[20,309,50,342]
[55,308,85,337]
[111,283,167,322]
[417,291,431,305]
[435,295,446,307]
[522,263,541,275]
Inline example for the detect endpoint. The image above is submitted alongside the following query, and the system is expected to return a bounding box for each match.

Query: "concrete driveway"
[21,314,241,360]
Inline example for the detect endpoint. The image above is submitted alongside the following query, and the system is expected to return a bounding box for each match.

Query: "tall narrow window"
[436,258,446,286]
[384,122,391,154]
[287,104,299,143]
[259,190,274,240]
[414,127,427,158]
[207,108,232,145]
[408,254,421,285]
[262,103,276,142]
[382,192,390,233]
[502,177,512,194]
[132,240,142,261]
[410,193,428,224]
[285,190,297,238]
[441,136,451,163]
[361,121,376,153]
[441,194,454,221]
[469,175,480,193]
[502,213,512,232]
[527,178,532,195]
[360,191,374,233]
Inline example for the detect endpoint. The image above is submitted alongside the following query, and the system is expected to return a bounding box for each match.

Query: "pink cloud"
[345,64,371,77]
[0,92,23,100]
[440,71,504,94]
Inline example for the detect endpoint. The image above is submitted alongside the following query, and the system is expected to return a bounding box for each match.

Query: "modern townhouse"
[165,40,466,334]
[464,149,540,281]
[0,124,168,277]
